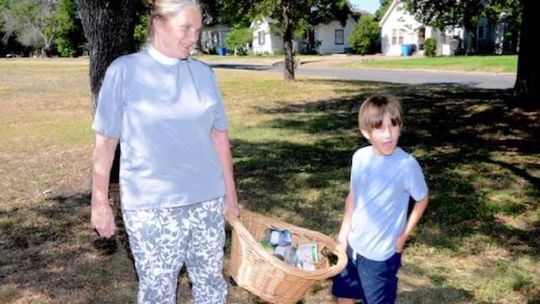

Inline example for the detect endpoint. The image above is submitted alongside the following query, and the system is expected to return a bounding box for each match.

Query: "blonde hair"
[358,94,403,131]
[145,0,200,19]
[144,0,201,40]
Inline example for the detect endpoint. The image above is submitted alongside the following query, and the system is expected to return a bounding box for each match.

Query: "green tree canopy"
[220,0,352,80]
[0,0,58,56]
[349,15,380,55]
[374,0,392,21]
[54,0,85,57]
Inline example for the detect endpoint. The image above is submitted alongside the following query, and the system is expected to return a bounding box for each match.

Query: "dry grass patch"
[1,58,539,303]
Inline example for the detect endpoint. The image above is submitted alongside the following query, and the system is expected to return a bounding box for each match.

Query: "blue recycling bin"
[401,44,413,56]
[218,47,227,56]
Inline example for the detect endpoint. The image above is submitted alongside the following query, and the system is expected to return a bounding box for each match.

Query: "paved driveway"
[209,62,515,90]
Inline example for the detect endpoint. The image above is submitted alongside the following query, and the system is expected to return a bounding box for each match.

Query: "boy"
[332,94,429,304]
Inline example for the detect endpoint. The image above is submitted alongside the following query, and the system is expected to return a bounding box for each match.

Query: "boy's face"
[361,113,401,156]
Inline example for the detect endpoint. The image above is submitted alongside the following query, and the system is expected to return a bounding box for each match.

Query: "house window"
[258,31,265,45]
[392,28,405,45]
[335,29,344,45]
[418,27,425,50]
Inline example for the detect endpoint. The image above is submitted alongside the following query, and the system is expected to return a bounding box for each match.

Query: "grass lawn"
[0,58,538,303]
[344,55,518,74]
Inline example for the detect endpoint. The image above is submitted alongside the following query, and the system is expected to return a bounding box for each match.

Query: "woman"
[90,0,240,303]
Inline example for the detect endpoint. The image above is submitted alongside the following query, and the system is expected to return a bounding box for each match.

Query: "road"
[209,63,516,90]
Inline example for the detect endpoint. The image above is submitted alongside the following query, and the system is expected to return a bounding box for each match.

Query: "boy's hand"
[396,233,408,253]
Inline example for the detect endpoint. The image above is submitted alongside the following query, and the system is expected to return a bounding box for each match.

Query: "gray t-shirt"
[348,146,428,261]
[92,47,228,210]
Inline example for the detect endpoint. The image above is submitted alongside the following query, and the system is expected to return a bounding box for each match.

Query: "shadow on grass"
[1,79,539,303]
[398,286,474,304]
[233,79,540,257]
[0,192,139,303]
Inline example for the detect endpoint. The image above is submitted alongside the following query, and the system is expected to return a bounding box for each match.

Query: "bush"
[349,15,380,55]
[134,14,150,47]
[424,37,437,57]
[225,25,252,56]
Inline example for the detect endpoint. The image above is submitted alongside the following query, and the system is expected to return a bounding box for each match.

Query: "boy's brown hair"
[358,94,403,131]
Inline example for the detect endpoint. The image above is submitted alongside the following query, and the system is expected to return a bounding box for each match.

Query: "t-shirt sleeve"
[91,61,124,139]
[210,70,228,131]
[405,158,429,202]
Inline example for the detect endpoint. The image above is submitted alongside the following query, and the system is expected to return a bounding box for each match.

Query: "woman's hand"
[91,199,115,238]
[222,197,240,218]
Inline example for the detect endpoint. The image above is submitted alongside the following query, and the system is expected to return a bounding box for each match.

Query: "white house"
[379,0,463,56]
[200,24,230,54]
[249,15,357,55]
[380,0,517,56]
[250,17,295,55]
[311,15,358,54]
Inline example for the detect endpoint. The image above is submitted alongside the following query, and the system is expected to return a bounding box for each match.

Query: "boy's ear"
[360,129,371,140]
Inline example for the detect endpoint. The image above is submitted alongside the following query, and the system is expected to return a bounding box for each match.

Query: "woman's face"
[153,6,202,59]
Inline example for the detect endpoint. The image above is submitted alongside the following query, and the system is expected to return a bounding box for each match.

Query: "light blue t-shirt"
[92,47,228,210]
[348,146,428,261]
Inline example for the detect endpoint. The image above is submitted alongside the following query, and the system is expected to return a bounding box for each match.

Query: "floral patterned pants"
[123,197,227,304]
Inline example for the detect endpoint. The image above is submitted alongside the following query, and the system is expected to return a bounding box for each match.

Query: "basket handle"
[224,212,240,226]
[225,212,248,236]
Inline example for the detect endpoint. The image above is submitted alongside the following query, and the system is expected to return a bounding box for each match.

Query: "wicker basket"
[226,210,347,304]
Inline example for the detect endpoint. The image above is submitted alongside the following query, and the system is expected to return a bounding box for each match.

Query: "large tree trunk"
[76,0,137,110]
[76,0,138,184]
[281,1,295,81]
[513,0,539,104]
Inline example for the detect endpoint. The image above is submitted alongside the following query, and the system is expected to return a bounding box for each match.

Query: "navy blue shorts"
[332,246,401,304]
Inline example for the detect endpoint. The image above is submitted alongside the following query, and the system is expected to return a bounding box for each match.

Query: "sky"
[350,0,381,14]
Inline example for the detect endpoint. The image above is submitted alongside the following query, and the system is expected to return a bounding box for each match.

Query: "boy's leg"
[356,252,401,304]
[123,208,188,304]
[185,197,228,304]
[332,246,365,303]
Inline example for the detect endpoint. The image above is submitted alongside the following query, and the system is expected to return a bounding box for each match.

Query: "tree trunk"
[76,0,137,183]
[462,12,476,55]
[281,1,295,81]
[42,33,56,58]
[306,28,316,54]
[513,0,539,104]
[76,0,137,110]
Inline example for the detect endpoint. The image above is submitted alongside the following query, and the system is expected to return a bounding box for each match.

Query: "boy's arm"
[396,193,429,252]
[337,191,354,248]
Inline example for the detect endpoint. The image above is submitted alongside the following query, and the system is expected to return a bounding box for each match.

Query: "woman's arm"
[91,133,118,238]
[211,128,240,218]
